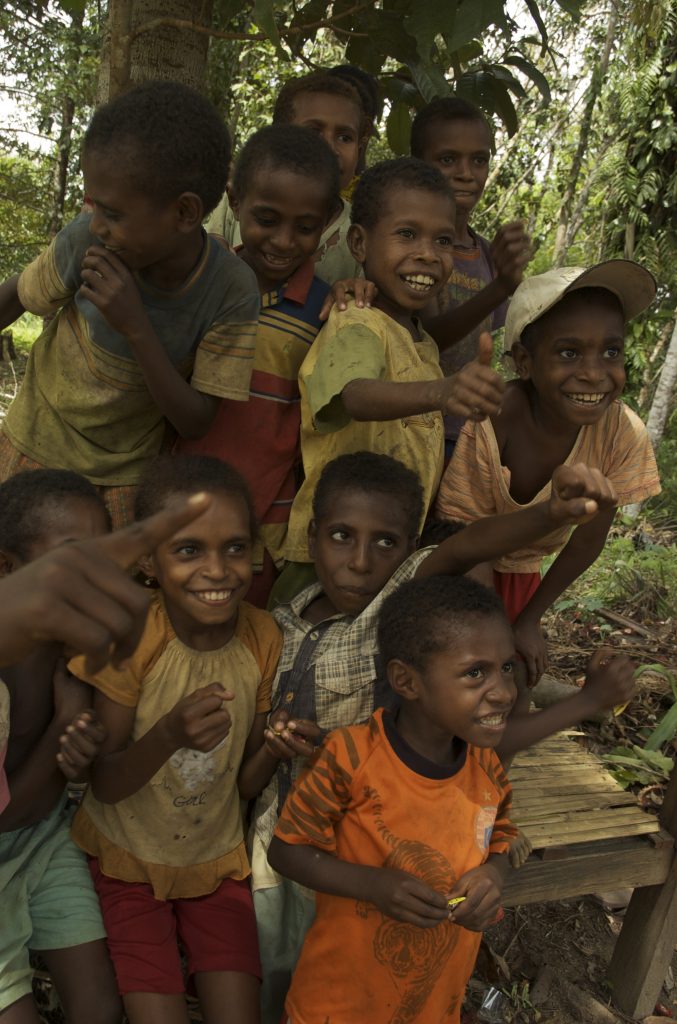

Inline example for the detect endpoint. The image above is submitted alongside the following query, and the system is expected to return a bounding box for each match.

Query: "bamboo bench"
[504,733,677,1019]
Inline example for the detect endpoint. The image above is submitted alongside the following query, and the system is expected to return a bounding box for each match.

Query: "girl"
[67,456,283,1024]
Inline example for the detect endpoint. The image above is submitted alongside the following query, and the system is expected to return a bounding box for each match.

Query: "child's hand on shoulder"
[441,332,504,420]
[491,221,532,295]
[370,866,450,929]
[57,709,107,780]
[548,464,618,526]
[319,277,378,321]
[52,659,92,727]
[447,859,506,932]
[264,709,322,760]
[80,246,151,340]
[581,647,636,715]
[162,683,234,753]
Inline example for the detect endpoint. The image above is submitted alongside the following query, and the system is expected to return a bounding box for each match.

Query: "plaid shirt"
[250,547,433,890]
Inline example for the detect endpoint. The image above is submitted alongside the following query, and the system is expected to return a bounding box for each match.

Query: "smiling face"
[349,186,455,324]
[233,165,332,292]
[144,491,253,650]
[513,290,627,428]
[418,117,491,219]
[309,489,417,617]
[82,148,200,279]
[396,614,517,753]
[289,91,362,191]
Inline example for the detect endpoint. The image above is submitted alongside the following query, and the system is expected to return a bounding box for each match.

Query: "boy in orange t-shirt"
[269,575,517,1024]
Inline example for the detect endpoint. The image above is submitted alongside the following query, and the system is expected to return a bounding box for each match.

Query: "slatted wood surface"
[510,733,660,849]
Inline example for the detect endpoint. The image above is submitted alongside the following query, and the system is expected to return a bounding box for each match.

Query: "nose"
[575,353,607,384]
[487,670,517,707]
[270,222,296,254]
[453,157,473,181]
[89,206,107,241]
[203,550,229,581]
[348,539,371,575]
[415,236,438,263]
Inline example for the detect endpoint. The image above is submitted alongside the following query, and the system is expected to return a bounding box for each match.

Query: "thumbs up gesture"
[439,332,505,420]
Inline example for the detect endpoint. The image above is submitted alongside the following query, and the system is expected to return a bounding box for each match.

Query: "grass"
[7,312,42,351]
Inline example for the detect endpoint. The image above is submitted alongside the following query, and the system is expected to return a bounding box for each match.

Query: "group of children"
[0,65,661,1024]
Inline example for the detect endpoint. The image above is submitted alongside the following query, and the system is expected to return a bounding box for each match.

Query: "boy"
[437,260,661,683]
[268,574,517,1024]
[0,81,259,526]
[179,125,338,605]
[207,71,366,284]
[411,97,532,452]
[249,452,636,1022]
[0,470,120,1023]
[283,157,505,569]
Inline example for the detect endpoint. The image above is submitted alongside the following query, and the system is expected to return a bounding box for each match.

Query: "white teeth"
[264,254,293,265]
[403,274,435,291]
[566,393,606,404]
[480,714,506,726]
[194,590,232,603]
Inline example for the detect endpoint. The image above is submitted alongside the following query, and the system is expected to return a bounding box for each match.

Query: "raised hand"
[440,332,504,420]
[319,277,379,320]
[80,245,151,339]
[491,221,532,295]
[57,710,107,781]
[264,709,322,760]
[582,648,637,714]
[548,464,618,525]
[161,683,234,753]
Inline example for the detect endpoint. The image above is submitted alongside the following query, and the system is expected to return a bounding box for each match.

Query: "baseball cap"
[504,260,657,351]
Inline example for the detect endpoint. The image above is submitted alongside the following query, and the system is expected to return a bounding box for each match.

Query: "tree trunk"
[552,3,617,267]
[97,0,214,104]
[45,7,84,240]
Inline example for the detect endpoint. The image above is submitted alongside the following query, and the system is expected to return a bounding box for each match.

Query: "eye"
[375,536,396,549]
[473,156,489,167]
[466,665,485,681]
[254,215,277,227]
[330,529,349,542]
[338,132,356,144]
[175,543,198,557]
[502,661,515,675]
[604,345,624,359]
[558,348,578,360]
[226,542,248,555]
[438,155,454,165]
[436,235,453,247]
[100,207,120,222]
[397,228,415,239]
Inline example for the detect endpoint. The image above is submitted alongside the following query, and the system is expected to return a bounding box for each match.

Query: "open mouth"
[401,273,436,292]
[564,392,609,407]
[191,589,234,605]
[262,252,296,268]
[477,712,508,730]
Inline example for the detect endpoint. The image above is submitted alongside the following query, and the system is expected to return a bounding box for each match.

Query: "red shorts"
[89,859,261,995]
[493,570,541,624]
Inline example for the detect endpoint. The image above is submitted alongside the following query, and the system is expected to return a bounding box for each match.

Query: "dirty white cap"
[504,260,657,351]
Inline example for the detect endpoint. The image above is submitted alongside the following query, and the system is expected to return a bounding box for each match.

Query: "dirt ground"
[2,347,674,1024]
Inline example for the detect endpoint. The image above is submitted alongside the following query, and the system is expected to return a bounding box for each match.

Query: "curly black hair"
[312,452,424,538]
[410,96,492,159]
[231,124,340,207]
[378,575,507,672]
[0,469,108,562]
[83,80,231,215]
[273,71,366,137]
[328,64,382,124]
[350,156,454,230]
[134,455,256,537]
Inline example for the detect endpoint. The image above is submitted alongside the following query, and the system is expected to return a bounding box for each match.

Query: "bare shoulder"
[492,379,530,449]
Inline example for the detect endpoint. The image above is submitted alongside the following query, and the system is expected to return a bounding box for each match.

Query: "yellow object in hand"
[447,896,466,908]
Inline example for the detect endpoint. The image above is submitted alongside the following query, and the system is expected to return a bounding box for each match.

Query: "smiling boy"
[284,157,506,567]
[437,261,661,682]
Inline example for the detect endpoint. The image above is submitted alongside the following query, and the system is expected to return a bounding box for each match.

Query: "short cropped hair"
[351,157,454,230]
[328,64,382,124]
[273,71,366,135]
[0,469,107,562]
[378,575,507,671]
[419,518,466,547]
[312,452,424,538]
[134,455,256,536]
[410,96,492,159]
[231,124,340,206]
[83,80,231,215]
[520,287,625,351]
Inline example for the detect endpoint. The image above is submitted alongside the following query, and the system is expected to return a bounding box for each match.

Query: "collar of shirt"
[235,248,316,309]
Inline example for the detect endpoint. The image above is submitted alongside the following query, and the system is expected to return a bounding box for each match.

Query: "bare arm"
[0,276,26,333]
[0,717,67,830]
[237,710,321,801]
[423,279,511,352]
[79,247,220,439]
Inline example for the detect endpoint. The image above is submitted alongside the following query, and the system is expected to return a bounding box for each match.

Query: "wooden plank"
[512,791,637,812]
[514,806,654,827]
[608,850,677,1018]
[502,837,673,906]
[524,819,660,848]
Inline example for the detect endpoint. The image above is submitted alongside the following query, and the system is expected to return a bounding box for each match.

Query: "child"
[207,71,366,284]
[250,451,636,1022]
[0,81,260,526]
[179,125,338,606]
[68,455,283,1024]
[411,97,532,452]
[268,574,518,1024]
[283,157,506,571]
[0,470,120,1024]
[328,63,382,183]
[436,261,661,683]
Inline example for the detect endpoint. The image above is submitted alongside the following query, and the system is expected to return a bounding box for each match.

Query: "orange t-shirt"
[275,709,516,1024]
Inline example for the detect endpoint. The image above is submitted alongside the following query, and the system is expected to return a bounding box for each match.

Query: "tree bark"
[97,0,214,104]
[552,3,617,267]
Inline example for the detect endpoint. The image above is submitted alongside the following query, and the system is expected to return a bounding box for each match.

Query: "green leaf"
[252,0,288,59]
[386,100,412,156]
[553,0,584,17]
[645,702,677,752]
[523,0,549,53]
[403,5,442,60]
[443,0,504,53]
[503,54,552,103]
[409,62,451,103]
